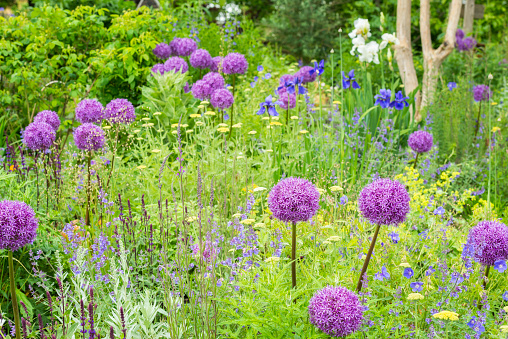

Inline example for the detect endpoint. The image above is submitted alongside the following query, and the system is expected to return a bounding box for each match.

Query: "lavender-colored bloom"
[210,89,234,109]
[75,99,104,124]
[279,74,295,86]
[168,38,181,55]
[151,63,167,76]
[410,281,423,292]
[34,110,60,131]
[403,267,414,279]
[494,260,507,273]
[457,36,477,52]
[191,80,212,100]
[202,72,225,92]
[467,220,508,266]
[222,52,248,75]
[257,65,264,72]
[74,123,106,151]
[153,43,172,60]
[184,82,190,93]
[426,266,435,276]
[0,200,38,252]
[23,122,56,151]
[339,196,348,205]
[268,177,319,223]
[447,82,457,91]
[104,99,136,124]
[175,38,197,57]
[390,91,410,110]
[374,266,390,281]
[309,59,324,76]
[473,85,492,102]
[164,57,189,74]
[388,231,399,244]
[257,95,282,116]
[308,285,363,337]
[434,206,445,216]
[358,178,410,226]
[296,66,316,83]
[503,291,508,301]
[210,56,223,72]
[374,89,392,108]
[278,88,296,109]
[190,49,213,69]
[467,316,485,334]
[456,29,465,40]
[342,69,360,89]
[408,130,433,153]
[264,73,271,79]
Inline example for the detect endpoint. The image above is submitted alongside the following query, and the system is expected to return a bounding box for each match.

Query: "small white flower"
[348,18,371,40]
[380,33,400,50]
[253,187,267,192]
[350,36,366,56]
[357,41,380,64]
[488,73,493,80]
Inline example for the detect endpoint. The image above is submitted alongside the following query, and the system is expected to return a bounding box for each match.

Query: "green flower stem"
[356,223,381,292]
[85,151,92,226]
[413,152,420,169]
[292,221,297,289]
[8,251,21,339]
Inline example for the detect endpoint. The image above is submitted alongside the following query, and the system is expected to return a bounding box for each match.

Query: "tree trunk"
[463,0,475,34]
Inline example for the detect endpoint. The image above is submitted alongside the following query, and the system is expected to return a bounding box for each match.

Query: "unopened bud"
[330,49,335,54]
[338,28,342,33]
[380,12,386,25]
[488,73,493,80]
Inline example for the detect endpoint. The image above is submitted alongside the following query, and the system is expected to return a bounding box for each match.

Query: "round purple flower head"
[467,220,508,266]
[34,110,60,131]
[191,80,212,100]
[268,177,320,223]
[457,37,477,52]
[153,42,172,60]
[164,57,189,74]
[308,285,363,337]
[190,49,213,69]
[151,63,167,76]
[358,178,410,226]
[296,66,317,83]
[75,99,104,124]
[104,98,136,125]
[203,72,225,92]
[279,74,295,86]
[0,200,38,252]
[210,56,223,72]
[278,88,296,110]
[175,38,197,57]
[184,82,190,94]
[210,88,234,110]
[456,29,465,40]
[222,52,248,75]
[168,38,181,55]
[23,122,56,151]
[74,123,105,151]
[408,130,433,153]
[473,85,492,102]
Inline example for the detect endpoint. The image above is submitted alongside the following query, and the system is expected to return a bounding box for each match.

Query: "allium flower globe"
[467,221,508,266]
[104,99,136,124]
[0,200,39,252]
[222,52,248,75]
[202,72,225,92]
[278,89,296,110]
[23,122,56,151]
[75,99,104,124]
[33,110,60,131]
[151,63,167,76]
[191,80,212,100]
[296,66,316,83]
[473,85,492,102]
[168,38,181,55]
[164,57,189,74]
[408,130,433,153]
[358,178,410,226]
[153,42,172,60]
[74,123,106,151]
[190,49,213,69]
[279,74,295,86]
[308,286,363,337]
[210,89,234,110]
[268,177,320,223]
[175,38,197,57]
[210,56,223,72]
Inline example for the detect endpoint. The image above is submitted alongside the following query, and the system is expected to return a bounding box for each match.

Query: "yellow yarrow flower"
[232,123,242,128]
[399,263,411,268]
[248,131,257,135]
[290,116,299,120]
[190,114,201,118]
[432,311,459,321]
[300,130,309,134]
[316,188,326,195]
[265,256,280,263]
[218,123,228,127]
[204,111,216,116]
[329,186,343,192]
[407,293,424,301]
[136,165,147,170]
[326,236,341,242]
[270,121,283,126]
[492,126,501,133]
[240,219,255,225]
[501,325,508,333]
[217,127,229,133]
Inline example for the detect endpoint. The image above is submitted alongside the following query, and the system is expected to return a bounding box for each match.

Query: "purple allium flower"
[191,80,212,100]
[0,200,38,252]
[296,66,316,83]
[75,99,104,124]
[308,285,363,337]
[175,38,197,57]
[34,110,60,131]
[473,85,492,102]
[408,130,433,153]
[390,91,410,110]
[374,89,392,108]
[202,72,225,92]
[190,49,213,69]
[23,122,56,151]
[164,57,189,74]
[184,82,190,93]
[210,89,234,109]
[151,63,167,76]
[456,29,465,40]
[222,52,248,75]
[457,37,477,52]
[153,43,172,60]
[168,38,181,55]
[104,99,136,125]
[278,89,296,110]
[447,82,457,91]
[467,220,508,266]
[268,177,320,223]
[257,95,282,116]
[494,260,507,273]
[403,267,414,279]
[210,56,223,72]
[279,74,295,86]
[74,123,106,151]
[410,281,423,292]
[342,69,360,89]
[374,266,390,281]
[358,178,410,226]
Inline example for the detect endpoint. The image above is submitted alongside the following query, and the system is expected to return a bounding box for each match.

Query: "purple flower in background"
[503,291,508,301]
[153,43,172,60]
[467,316,485,334]
[257,65,264,72]
[264,73,271,80]
[456,29,465,40]
[403,267,414,279]
[388,231,399,244]
[0,200,39,252]
[278,88,296,110]
[457,37,477,52]
[191,80,212,100]
[75,99,104,124]
[433,206,445,216]
[426,266,435,276]
[202,72,225,92]
[473,85,492,102]
[222,52,248,74]
[408,130,433,153]
[339,195,348,205]
[168,38,181,55]
[308,286,363,337]
[268,177,320,223]
[467,220,508,266]
[447,82,457,91]
[342,70,360,89]
[74,123,106,151]
[175,38,197,57]
[374,266,390,281]
[390,91,410,110]
[309,59,324,76]
[190,49,213,69]
[494,259,507,273]
[164,57,189,74]
[374,89,392,108]
[34,110,60,131]
[23,122,56,151]
[184,82,190,93]
[278,74,295,86]
[358,178,410,226]
[296,66,316,83]
[210,56,223,72]
[256,95,282,116]
[410,281,423,292]
[151,63,167,76]
[104,99,136,124]
[210,89,234,109]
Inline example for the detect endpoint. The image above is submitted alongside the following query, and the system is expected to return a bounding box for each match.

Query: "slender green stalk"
[8,251,21,339]
[291,221,297,289]
[487,78,492,216]
[356,224,381,292]
[413,153,420,169]
[85,151,92,226]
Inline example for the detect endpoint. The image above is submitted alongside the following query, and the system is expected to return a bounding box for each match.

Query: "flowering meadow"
[1,1,508,338]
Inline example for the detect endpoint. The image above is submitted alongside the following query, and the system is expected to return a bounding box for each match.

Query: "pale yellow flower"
[171,130,178,134]
[171,123,180,128]
[186,216,197,222]
[300,130,309,134]
[254,223,265,229]
[232,123,242,128]
[136,137,143,140]
[326,236,341,242]
[290,116,299,120]
[262,117,270,120]
[504,306,508,313]
[153,112,162,116]
[265,256,280,263]
[501,325,508,333]
[232,213,243,218]
[492,126,501,133]
[270,121,283,126]
[272,116,280,120]
[141,123,154,127]
[227,86,233,90]
[201,101,209,106]
[253,187,267,192]
[128,134,134,138]
[133,129,141,133]
[264,149,273,153]
[329,186,343,192]
[197,105,205,109]
[240,219,255,225]
[323,241,332,245]
[136,165,147,170]
[432,311,459,321]
[190,114,201,118]
[152,149,161,153]
[186,129,194,133]
[332,100,341,105]
[399,263,411,268]
[217,127,229,133]
[181,124,188,128]
[248,131,257,135]
[103,126,111,130]
[204,111,216,116]
[195,121,205,127]
[407,293,424,301]
[141,117,150,121]
[218,123,228,127]
[491,102,498,106]
[236,156,244,159]
[316,188,326,195]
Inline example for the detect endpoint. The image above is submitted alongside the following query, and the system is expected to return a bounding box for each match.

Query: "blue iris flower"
[342,70,360,89]
[494,259,507,273]
[278,79,296,95]
[309,59,325,76]
[410,281,423,292]
[256,95,282,116]
[447,82,457,91]
[374,266,390,281]
[293,76,307,95]
[374,89,392,109]
[403,267,414,279]
[390,91,410,110]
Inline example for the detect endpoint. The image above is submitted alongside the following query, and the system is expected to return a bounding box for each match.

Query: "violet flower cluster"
[210,56,223,72]
[0,200,39,252]
[190,49,213,69]
[23,122,56,151]
[104,99,136,125]
[473,85,492,102]
[408,130,433,153]
[222,52,248,74]
[210,88,234,109]
[296,66,316,83]
[456,29,477,52]
[278,88,296,110]
[75,99,104,124]
[74,123,106,151]
[467,220,508,266]
[33,110,60,131]
[153,42,172,60]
